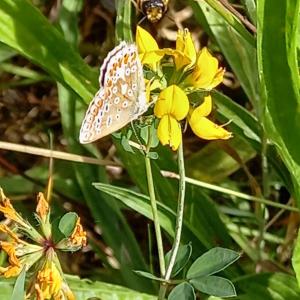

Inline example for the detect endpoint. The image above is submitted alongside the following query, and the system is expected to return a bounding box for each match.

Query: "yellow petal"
[36,192,49,220]
[175,29,196,69]
[0,265,21,278]
[186,47,224,90]
[154,85,189,121]
[36,261,62,299]
[0,189,30,229]
[157,115,182,151]
[0,224,22,243]
[195,95,212,117]
[136,26,164,65]
[0,241,22,277]
[189,107,232,140]
[69,217,87,248]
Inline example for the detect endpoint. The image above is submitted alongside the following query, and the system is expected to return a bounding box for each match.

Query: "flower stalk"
[158,142,186,299]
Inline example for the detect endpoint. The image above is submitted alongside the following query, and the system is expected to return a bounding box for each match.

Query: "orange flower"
[0,188,30,229]
[36,192,49,221]
[0,241,22,278]
[69,217,87,248]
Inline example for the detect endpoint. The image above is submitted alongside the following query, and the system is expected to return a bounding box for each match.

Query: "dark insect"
[137,0,169,23]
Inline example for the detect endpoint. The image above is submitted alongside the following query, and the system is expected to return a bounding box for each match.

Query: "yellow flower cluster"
[136,26,232,150]
[0,188,86,299]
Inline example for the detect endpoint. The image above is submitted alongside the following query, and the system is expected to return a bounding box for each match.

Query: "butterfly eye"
[128,89,133,97]
[131,66,137,73]
[114,97,120,104]
[132,84,137,91]
[122,101,129,108]
[104,103,109,112]
[112,86,118,94]
[116,114,120,120]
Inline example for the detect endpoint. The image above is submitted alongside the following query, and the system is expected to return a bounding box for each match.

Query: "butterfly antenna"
[130,121,146,154]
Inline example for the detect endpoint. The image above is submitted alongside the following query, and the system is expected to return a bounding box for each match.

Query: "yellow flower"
[154,85,189,150]
[154,85,189,120]
[175,29,197,70]
[157,115,182,151]
[35,260,62,300]
[69,217,87,248]
[188,95,232,140]
[185,48,225,90]
[136,26,164,66]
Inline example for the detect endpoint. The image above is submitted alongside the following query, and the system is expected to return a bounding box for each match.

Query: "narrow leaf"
[10,267,26,300]
[134,271,165,282]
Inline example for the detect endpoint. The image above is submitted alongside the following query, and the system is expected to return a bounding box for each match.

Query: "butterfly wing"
[79,43,147,144]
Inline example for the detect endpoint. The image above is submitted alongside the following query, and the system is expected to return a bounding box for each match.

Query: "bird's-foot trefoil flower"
[0,188,86,299]
[136,26,232,150]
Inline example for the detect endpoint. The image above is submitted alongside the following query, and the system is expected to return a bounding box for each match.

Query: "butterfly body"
[80,42,147,144]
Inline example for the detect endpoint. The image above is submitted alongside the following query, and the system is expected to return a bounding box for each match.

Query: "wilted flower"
[0,188,86,299]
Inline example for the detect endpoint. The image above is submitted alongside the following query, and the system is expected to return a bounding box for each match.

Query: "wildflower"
[35,257,62,300]
[136,26,164,66]
[0,188,86,299]
[174,28,197,70]
[184,48,225,90]
[154,85,189,150]
[188,95,232,140]
[136,26,231,150]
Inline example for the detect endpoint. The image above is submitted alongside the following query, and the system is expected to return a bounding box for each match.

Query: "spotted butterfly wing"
[79,42,148,144]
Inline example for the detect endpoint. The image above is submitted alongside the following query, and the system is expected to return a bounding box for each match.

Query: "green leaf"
[115,0,133,42]
[134,271,164,282]
[235,272,300,299]
[10,267,26,300]
[241,0,257,25]
[168,283,196,300]
[0,0,97,102]
[292,229,300,286]
[190,1,258,103]
[0,42,16,62]
[93,182,176,236]
[121,135,135,153]
[190,276,236,298]
[0,275,160,300]
[59,212,78,238]
[193,0,255,48]
[187,247,240,279]
[165,243,192,277]
[257,0,300,205]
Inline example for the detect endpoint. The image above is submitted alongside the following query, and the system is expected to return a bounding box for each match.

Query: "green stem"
[145,130,166,279]
[158,142,186,299]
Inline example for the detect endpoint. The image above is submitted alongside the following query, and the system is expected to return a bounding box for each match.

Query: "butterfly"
[79,42,148,144]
